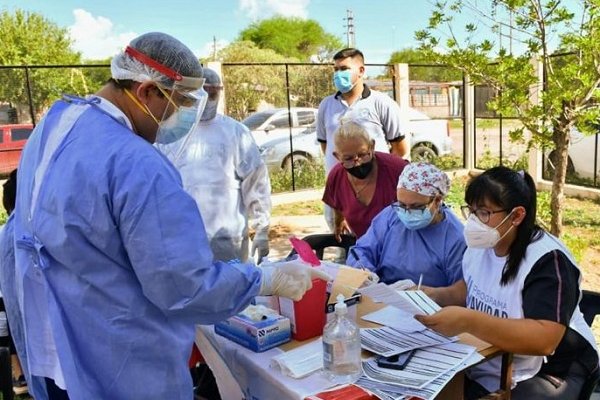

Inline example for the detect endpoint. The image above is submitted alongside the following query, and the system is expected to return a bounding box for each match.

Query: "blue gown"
[0,215,47,398]
[346,205,466,287]
[13,97,262,399]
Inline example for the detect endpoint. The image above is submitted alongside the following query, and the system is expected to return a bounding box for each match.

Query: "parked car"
[407,108,453,162]
[241,107,318,146]
[545,129,600,181]
[258,124,322,171]
[0,124,34,176]
[253,106,453,171]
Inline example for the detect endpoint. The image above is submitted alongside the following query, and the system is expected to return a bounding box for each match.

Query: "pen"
[350,248,366,270]
[417,274,423,291]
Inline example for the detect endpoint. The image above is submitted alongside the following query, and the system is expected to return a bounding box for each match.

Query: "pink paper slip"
[289,236,321,266]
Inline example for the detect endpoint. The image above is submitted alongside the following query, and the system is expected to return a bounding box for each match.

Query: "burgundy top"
[323,152,409,238]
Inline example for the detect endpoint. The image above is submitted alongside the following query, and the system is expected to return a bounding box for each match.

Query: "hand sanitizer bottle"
[322,294,362,384]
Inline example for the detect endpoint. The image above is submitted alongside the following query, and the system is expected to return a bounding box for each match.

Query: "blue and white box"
[215,311,291,352]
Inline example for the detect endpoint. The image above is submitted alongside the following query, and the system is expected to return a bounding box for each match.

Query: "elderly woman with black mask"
[322,120,409,241]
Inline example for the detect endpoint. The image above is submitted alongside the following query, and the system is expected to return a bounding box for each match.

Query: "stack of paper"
[360,326,456,356]
[352,284,483,399]
[357,345,483,399]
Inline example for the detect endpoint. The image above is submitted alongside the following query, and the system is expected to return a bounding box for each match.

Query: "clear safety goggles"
[156,83,207,118]
[203,84,224,101]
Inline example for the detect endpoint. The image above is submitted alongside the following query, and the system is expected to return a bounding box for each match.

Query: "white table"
[195,295,512,400]
[195,325,334,400]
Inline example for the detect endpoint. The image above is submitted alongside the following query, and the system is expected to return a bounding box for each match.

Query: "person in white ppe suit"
[157,68,271,262]
[11,32,329,400]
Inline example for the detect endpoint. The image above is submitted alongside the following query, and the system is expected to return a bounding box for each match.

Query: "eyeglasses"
[392,198,434,214]
[337,151,372,168]
[461,205,506,223]
[203,85,223,100]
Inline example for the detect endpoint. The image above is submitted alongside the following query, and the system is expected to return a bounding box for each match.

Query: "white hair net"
[202,68,222,86]
[111,32,203,89]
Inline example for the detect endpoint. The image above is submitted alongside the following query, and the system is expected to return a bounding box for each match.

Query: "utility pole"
[509,9,513,55]
[344,9,355,48]
[212,36,217,60]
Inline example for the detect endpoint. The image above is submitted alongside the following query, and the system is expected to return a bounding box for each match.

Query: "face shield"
[123,46,208,144]
[200,83,223,121]
[154,83,208,144]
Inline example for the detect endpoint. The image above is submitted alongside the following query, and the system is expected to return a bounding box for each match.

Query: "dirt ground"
[579,247,600,342]
[581,247,600,290]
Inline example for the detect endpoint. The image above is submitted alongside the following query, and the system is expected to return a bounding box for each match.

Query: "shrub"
[270,160,325,193]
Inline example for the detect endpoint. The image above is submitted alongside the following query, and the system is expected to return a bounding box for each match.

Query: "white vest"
[463,232,598,392]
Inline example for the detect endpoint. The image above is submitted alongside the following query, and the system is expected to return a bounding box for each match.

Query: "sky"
[0,0,579,75]
[1,0,444,73]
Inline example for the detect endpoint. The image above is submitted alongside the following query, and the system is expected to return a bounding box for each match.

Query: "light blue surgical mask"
[395,207,435,230]
[155,106,199,144]
[333,70,355,93]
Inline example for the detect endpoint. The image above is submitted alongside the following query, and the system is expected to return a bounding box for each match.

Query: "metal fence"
[1,61,598,189]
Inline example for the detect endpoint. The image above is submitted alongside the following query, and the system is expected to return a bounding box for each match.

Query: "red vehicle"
[0,124,34,176]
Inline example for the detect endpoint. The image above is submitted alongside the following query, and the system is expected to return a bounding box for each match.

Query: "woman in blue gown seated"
[346,162,466,287]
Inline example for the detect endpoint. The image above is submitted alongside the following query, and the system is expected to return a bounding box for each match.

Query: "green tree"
[239,16,343,61]
[386,48,461,82]
[287,64,332,108]
[0,10,87,120]
[210,41,334,119]
[207,40,294,120]
[416,0,600,236]
[79,57,112,94]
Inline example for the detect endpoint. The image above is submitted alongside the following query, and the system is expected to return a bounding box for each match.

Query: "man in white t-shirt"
[317,48,409,230]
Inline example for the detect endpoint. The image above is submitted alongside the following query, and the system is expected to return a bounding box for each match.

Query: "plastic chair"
[286,233,356,261]
[577,290,600,399]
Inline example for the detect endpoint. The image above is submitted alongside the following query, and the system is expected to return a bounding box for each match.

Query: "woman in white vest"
[416,166,599,399]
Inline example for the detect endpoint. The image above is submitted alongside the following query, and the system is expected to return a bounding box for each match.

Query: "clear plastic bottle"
[322,294,362,384]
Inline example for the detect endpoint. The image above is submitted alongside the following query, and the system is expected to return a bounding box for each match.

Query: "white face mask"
[200,99,219,121]
[463,212,514,249]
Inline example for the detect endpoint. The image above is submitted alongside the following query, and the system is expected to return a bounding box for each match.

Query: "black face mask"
[345,158,374,179]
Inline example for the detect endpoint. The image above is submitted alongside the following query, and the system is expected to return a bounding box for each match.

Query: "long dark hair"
[465,166,543,285]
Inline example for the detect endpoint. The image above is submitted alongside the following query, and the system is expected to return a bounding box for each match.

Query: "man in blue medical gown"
[11,32,328,400]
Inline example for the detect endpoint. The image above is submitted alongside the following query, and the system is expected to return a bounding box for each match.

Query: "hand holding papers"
[320,261,370,302]
[358,283,441,316]
[358,284,453,356]
[414,305,472,337]
[354,284,481,399]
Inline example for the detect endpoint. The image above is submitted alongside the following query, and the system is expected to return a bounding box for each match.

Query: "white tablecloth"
[195,325,334,400]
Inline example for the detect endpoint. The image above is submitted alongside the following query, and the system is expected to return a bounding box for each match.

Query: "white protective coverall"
[157,113,271,262]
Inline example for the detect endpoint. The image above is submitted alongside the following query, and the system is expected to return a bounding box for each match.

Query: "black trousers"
[465,361,589,400]
[44,377,70,400]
